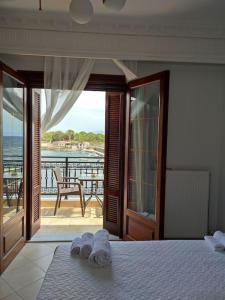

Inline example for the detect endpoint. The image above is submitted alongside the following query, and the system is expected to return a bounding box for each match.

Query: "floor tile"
[5,255,34,273]
[17,278,44,300]
[33,254,53,272]
[2,293,22,300]
[30,206,104,241]
[2,264,45,291]
[0,278,14,300]
[31,225,103,241]
[44,242,65,249]
[19,243,54,261]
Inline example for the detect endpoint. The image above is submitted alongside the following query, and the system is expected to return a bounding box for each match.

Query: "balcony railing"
[3,156,23,174]
[41,156,104,196]
[3,155,104,197]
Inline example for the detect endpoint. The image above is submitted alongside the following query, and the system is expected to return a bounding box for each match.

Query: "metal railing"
[41,156,104,196]
[3,156,23,174]
[3,155,104,197]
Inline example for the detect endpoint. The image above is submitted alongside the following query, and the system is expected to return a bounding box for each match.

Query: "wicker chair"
[53,167,85,216]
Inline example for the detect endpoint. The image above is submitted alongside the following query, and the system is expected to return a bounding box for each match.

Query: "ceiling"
[0,0,225,22]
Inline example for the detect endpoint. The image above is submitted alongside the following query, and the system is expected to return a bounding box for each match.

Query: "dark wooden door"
[30,90,41,237]
[103,92,126,237]
[0,62,27,273]
[124,71,169,241]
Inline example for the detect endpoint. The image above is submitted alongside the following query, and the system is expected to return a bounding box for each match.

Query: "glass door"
[124,71,169,241]
[0,63,26,273]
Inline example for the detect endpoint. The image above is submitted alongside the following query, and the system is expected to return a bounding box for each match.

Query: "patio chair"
[53,167,85,217]
[3,179,22,212]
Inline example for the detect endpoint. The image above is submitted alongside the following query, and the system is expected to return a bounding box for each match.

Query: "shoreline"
[41,147,104,157]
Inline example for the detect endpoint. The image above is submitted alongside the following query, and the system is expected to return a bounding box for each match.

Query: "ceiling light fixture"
[69,0,127,25]
[102,0,127,11]
[69,0,94,25]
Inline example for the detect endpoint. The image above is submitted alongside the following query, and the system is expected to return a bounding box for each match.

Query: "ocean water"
[3,136,23,158]
[3,136,104,195]
[2,136,101,159]
[41,149,100,158]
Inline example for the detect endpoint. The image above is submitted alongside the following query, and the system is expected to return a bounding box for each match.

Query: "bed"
[37,240,225,300]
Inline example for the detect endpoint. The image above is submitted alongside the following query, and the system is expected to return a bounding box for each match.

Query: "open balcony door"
[25,88,41,239]
[103,92,126,238]
[123,71,169,241]
[27,90,41,237]
[0,62,27,273]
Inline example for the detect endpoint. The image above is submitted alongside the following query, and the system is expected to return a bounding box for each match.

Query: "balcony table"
[78,174,104,210]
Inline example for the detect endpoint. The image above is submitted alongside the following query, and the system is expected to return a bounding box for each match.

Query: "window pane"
[2,72,24,223]
[128,81,160,221]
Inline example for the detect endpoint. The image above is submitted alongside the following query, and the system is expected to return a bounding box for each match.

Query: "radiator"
[164,170,210,239]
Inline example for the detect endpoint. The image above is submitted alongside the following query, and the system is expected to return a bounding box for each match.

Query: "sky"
[3,90,106,136]
[41,90,106,133]
[3,109,23,136]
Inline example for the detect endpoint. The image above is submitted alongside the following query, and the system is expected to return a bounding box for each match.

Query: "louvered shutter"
[31,90,41,235]
[103,92,125,237]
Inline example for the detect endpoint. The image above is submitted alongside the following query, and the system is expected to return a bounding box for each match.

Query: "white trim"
[1,11,225,63]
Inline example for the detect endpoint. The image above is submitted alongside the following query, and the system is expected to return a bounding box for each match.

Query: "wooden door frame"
[123,71,170,240]
[18,71,127,240]
[0,62,27,273]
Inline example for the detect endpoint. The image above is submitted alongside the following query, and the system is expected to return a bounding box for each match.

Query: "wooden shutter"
[31,90,41,236]
[103,92,125,237]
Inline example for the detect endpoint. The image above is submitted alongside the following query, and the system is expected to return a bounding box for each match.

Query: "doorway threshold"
[30,225,120,242]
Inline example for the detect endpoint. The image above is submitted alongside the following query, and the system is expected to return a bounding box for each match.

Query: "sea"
[3,136,104,196]
[3,136,101,159]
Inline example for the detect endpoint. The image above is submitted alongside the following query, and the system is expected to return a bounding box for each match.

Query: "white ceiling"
[0,0,225,21]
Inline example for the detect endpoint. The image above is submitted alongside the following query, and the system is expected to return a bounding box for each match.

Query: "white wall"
[1,54,225,233]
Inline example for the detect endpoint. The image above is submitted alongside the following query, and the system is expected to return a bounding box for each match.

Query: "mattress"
[37,240,225,300]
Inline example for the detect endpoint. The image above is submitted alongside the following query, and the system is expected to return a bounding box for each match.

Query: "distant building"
[78,142,90,150]
[52,141,72,148]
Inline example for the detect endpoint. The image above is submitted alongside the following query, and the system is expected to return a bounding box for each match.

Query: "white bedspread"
[37,240,225,300]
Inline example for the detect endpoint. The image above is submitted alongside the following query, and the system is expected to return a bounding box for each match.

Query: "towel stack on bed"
[204,231,225,251]
[70,229,111,267]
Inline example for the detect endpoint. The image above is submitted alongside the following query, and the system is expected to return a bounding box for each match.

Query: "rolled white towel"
[71,233,94,257]
[71,237,82,256]
[80,233,94,259]
[213,231,225,247]
[94,229,109,241]
[82,232,94,240]
[88,229,110,266]
[204,235,224,252]
[89,238,111,268]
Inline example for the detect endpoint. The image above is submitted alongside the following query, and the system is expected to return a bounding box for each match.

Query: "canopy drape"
[42,57,95,133]
[41,57,137,133]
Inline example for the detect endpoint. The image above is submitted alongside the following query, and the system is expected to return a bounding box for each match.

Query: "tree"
[51,131,65,142]
[42,132,54,142]
[78,131,87,142]
[41,130,105,145]
[66,129,75,141]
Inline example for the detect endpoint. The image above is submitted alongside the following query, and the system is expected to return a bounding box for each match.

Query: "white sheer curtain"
[130,82,160,216]
[113,59,138,82]
[3,88,23,121]
[42,57,95,133]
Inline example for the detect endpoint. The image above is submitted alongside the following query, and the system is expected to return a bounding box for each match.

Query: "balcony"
[3,155,105,240]
[41,155,104,197]
[34,155,104,240]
